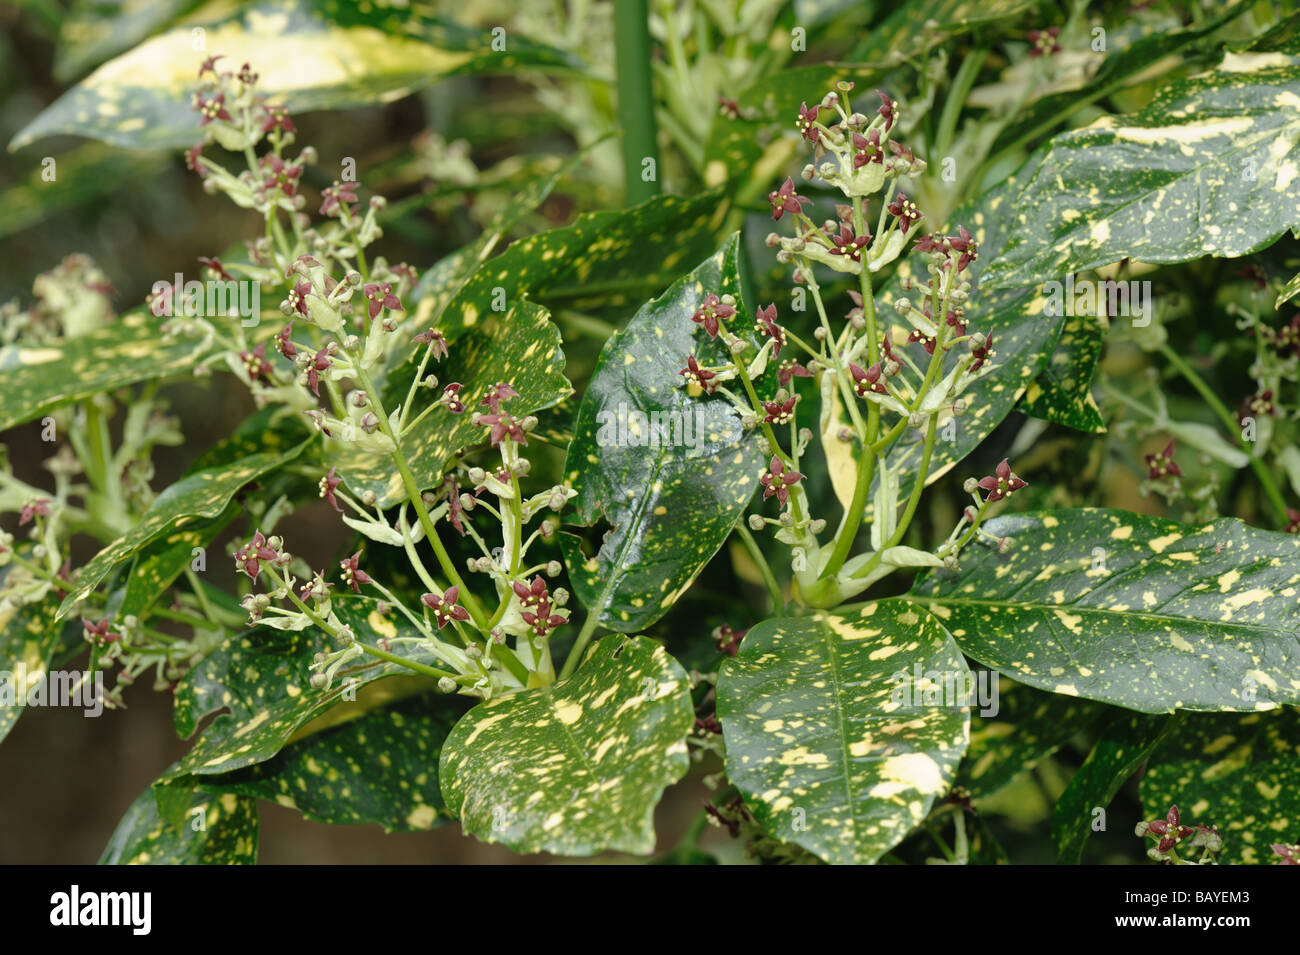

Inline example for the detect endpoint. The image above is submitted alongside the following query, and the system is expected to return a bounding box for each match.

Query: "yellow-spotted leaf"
[118,514,235,619]
[910,508,1300,712]
[56,444,309,619]
[167,598,442,778]
[337,299,568,507]
[0,592,65,745]
[99,781,258,864]
[1051,711,1171,863]
[1141,708,1300,864]
[439,635,694,856]
[560,234,767,632]
[1277,270,1300,309]
[54,0,204,81]
[715,600,971,865]
[1019,313,1107,434]
[200,693,465,832]
[983,65,1300,289]
[0,311,216,432]
[12,0,579,151]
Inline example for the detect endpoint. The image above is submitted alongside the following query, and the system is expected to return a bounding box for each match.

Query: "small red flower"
[197,55,225,78]
[762,395,798,425]
[319,467,343,512]
[421,586,471,629]
[1028,26,1062,57]
[969,333,995,372]
[306,345,333,396]
[760,455,805,506]
[261,105,296,135]
[83,618,116,647]
[196,92,232,126]
[363,282,402,320]
[198,256,232,281]
[691,293,736,339]
[480,382,519,414]
[1272,843,1300,864]
[680,355,718,394]
[18,498,51,525]
[240,342,273,381]
[413,328,449,360]
[849,362,887,396]
[275,323,299,359]
[1239,389,1278,422]
[768,177,809,221]
[877,90,897,131]
[754,303,785,356]
[977,459,1027,503]
[440,383,466,414]
[852,129,884,168]
[320,180,359,217]
[796,101,821,146]
[714,624,745,656]
[1144,439,1183,480]
[828,222,870,262]
[479,412,527,446]
[778,361,811,388]
[338,552,373,593]
[234,531,279,580]
[886,192,922,233]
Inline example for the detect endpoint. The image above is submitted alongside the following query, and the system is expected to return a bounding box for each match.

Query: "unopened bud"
[943,555,960,572]
[438,676,458,693]
[361,490,377,506]
[467,467,487,484]
[748,513,765,531]
[963,478,979,494]
[490,627,506,644]
[952,398,968,417]
[893,297,911,315]
[310,672,328,689]
[546,560,562,577]
[908,412,925,430]
[465,644,482,660]
[997,536,1014,554]
[809,519,826,534]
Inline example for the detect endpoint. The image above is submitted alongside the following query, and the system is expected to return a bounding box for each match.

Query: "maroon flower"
[754,303,785,356]
[1028,26,1062,57]
[197,255,232,281]
[1239,389,1278,422]
[18,498,51,525]
[887,139,917,167]
[234,531,279,580]
[907,327,938,356]
[319,467,343,512]
[969,333,995,372]
[877,89,897,131]
[886,192,922,233]
[768,177,809,221]
[240,342,273,381]
[83,618,116,647]
[197,54,225,77]
[977,459,1027,503]
[762,395,798,425]
[413,328,449,360]
[480,382,519,414]
[849,362,887,396]
[479,412,527,446]
[512,576,549,609]
[339,552,373,593]
[522,602,566,638]
[828,222,869,261]
[440,383,466,414]
[714,624,745,656]
[363,282,402,320]
[1272,843,1300,864]
[948,226,978,272]
[852,129,884,168]
[1286,508,1300,534]
[796,101,821,146]
[260,154,303,198]
[778,361,812,387]
[760,455,805,506]
[444,474,465,536]
[1144,439,1183,480]
[691,293,736,339]
[261,105,296,135]
[283,280,311,318]
[185,143,206,179]
[275,323,299,359]
[718,97,740,119]
[421,586,471,629]
[1275,314,1300,357]
[680,355,718,394]
[321,180,359,217]
[306,345,333,396]
[196,92,231,126]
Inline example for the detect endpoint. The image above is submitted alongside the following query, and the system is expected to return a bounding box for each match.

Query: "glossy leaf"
[854,0,1037,65]
[99,782,258,864]
[0,593,64,745]
[1277,270,1300,309]
[119,514,234,619]
[12,0,579,151]
[911,508,1300,712]
[200,693,464,832]
[957,678,1104,800]
[1141,708,1300,864]
[167,598,442,779]
[439,635,693,856]
[716,600,971,865]
[984,65,1300,289]
[1051,711,1170,864]
[0,311,215,432]
[1019,313,1107,433]
[55,0,204,81]
[561,234,764,632]
[57,445,308,619]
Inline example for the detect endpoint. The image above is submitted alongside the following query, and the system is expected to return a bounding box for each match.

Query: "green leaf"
[0,311,215,432]
[0,592,64,745]
[957,678,1104,800]
[167,597,442,779]
[200,693,464,831]
[439,635,693,856]
[57,445,308,619]
[99,782,258,864]
[716,600,971,865]
[1051,711,1170,864]
[984,65,1300,289]
[54,0,205,81]
[560,234,764,632]
[853,0,1038,65]
[119,513,235,619]
[1236,10,1300,55]
[911,508,1300,712]
[12,0,580,151]
[1277,270,1300,309]
[1019,313,1107,433]
[424,191,726,342]
[337,298,568,507]
[1141,707,1300,864]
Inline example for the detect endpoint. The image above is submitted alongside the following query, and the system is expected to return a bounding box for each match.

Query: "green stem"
[614,0,661,205]
[736,522,782,611]
[558,611,602,681]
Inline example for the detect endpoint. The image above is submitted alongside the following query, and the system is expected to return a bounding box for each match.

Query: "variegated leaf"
[439,635,693,856]
[1019,312,1107,433]
[13,0,579,150]
[1141,707,1300,864]
[57,444,308,619]
[119,514,234,619]
[984,65,1300,289]
[716,600,971,865]
[911,508,1300,712]
[0,592,65,745]
[561,234,766,632]
[99,783,258,864]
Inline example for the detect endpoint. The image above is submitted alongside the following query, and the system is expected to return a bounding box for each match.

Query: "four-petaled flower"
[421,586,471,629]
[196,93,231,126]
[198,256,232,281]
[1137,804,1195,854]
[306,344,333,396]
[1286,508,1300,534]
[1272,843,1300,865]
[512,576,549,609]
[760,455,805,506]
[852,129,884,168]
[19,498,50,525]
[1239,389,1277,422]
[240,342,273,381]
[1274,314,1300,357]
[877,89,897,131]
[276,323,299,359]
[339,552,373,593]
[796,101,822,146]
[83,618,116,647]
[762,395,798,425]
[970,333,995,371]
[440,383,466,414]
[680,355,718,394]
[259,154,302,198]
[363,282,402,320]
[284,280,311,317]
[197,54,225,78]
[413,328,449,359]
[948,226,978,272]
[321,180,359,217]
[185,143,206,178]
[768,177,809,221]
[754,303,785,356]
[828,222,870,261]
[319,467,343,512]
[480,382,519,414]
[977,459,1027,502]
[261,105,296,135]
[849,362,887,396]
[234,531,279,580]
[479,412,527,446]
[886,192,922,233]
[1144,439,1182,480]
[714,624,745,656]
[778,361,812,387]
[691,293,736,339]
[1028,26,1062,57]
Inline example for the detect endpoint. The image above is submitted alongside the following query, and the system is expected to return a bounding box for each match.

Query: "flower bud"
[748,513,765,531]
[361,490,377,506]
[952,398,968,416]
[310,672,328,689]
[893,297,911,315]
[908,412,925,430]
[943,555,960,572]
[809,518,826,534]
[546,560,562,577]
[438,676,458,693]
[997,536,1014,554]
[963,478,979,494]
[465,644,482,660]
[490,627,506,644]
[765,232,781,247]
[467,467,486,484]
